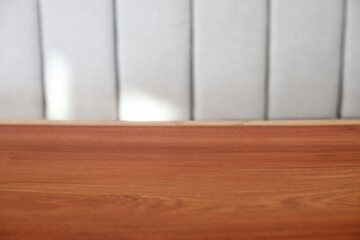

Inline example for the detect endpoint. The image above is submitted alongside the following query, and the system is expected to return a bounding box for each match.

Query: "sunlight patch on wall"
[44,51,72,120]
[120,89,179,121]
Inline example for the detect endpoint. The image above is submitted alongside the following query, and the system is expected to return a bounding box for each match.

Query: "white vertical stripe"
[194,0,267,120]
[40,0,117,120]
[0,0,43,119]
[117,0,191,121]
[342,0,360,118]
[269,0,343,119]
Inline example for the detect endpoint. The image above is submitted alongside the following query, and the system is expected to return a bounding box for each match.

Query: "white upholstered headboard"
[0,0,359,121]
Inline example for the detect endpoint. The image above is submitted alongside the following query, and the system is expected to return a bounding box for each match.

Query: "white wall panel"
[194,0,267,120]
[342,0,360,118]
[269,0,343,119]
[117,0,191,121]
[0,0,43,119]
[40,0,117,120]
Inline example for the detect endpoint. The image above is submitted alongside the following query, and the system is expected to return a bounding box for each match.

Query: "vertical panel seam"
[189,0,195,120]
[264,0,272,120]
[36,0,46,119]
[337,0,348,119]
[113,0,120,120]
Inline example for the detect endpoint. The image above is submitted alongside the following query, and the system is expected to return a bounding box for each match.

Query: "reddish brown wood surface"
[1,123,360,239]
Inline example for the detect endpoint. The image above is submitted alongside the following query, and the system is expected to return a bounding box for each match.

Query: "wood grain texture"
[1,122,360,239]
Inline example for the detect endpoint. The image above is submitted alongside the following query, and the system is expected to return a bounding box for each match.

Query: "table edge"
[0,119,359,127]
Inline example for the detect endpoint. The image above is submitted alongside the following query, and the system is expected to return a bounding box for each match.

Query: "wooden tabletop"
[1,120,360,239]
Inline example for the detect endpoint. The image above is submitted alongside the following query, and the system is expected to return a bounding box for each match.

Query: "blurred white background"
[0,0,359,121]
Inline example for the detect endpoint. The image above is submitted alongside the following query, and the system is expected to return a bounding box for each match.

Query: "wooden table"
[1,120,360,239]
